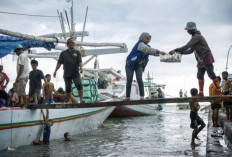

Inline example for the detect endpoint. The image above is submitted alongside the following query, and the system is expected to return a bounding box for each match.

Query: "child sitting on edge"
[190,88,206,147]
[33,109,54,145]
[221,71,232,121]
[209,76,222,127]
[42,74,56,104]
[64,132,71,141]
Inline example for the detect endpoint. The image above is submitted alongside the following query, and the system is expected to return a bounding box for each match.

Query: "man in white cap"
[169,22,221,97]
[14,44,29,108]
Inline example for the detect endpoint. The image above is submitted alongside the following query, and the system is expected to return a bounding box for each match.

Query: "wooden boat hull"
[0,106,115,150]
[110,104,159,117]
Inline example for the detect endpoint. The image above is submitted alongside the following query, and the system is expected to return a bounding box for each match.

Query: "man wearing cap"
[0,65,9,107]
[53,38,85,103]
[14,44,30,108]
[169,22,221,97]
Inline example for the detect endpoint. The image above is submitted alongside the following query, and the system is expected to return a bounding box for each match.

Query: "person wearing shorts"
[222,71,232,121]
[0,65,9,107]
[189,88,206,147]
[14,44,29,109]
[43,74,56,104]
[190,111,204,129]
[29,60,46,104]
[53,38,85,103]
[209,76,222,127]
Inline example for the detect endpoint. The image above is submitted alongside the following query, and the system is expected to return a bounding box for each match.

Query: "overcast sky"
[0,0,232,97]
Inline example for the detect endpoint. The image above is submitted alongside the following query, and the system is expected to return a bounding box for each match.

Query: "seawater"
[0,104,208,157]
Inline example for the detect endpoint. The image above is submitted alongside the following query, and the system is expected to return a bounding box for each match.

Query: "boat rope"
[159,110,190,115]
[0,10,58,18]
[10,109,13,148]
[38,0,70,9]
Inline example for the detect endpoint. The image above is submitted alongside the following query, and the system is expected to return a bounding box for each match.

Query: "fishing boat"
[177,103,189,109]
[0,106,115,150]
[95,71,166,117]
[0,3,126,150]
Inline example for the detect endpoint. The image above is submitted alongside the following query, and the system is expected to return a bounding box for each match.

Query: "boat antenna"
[57,10,66,39]
[70,0,75,36]
[225,45,232,71]
[64,9,72,37]
[81,6,88,42]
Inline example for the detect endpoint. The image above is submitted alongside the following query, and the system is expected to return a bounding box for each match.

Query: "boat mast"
[70,0,75,38]
[57,10,66,39]
[225,45,232,71]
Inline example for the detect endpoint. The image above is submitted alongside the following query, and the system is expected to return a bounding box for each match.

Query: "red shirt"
[0,72,9,89]
[197,52,215,68]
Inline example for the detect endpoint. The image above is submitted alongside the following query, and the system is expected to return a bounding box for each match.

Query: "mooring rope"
[10,109,13,148]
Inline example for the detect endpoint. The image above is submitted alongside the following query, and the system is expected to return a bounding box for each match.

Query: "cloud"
[0,0,231,97]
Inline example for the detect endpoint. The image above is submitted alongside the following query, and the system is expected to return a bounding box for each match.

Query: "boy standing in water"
[64,132,71,141]
[33,109,54,145]
[189,88,206,146]
[43,74,56,104]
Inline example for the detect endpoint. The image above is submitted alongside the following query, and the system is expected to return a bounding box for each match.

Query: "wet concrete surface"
[206,109,232,157]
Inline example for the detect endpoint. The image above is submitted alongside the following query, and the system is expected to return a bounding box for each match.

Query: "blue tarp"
[228,74,232,79]
[0,35,56,58]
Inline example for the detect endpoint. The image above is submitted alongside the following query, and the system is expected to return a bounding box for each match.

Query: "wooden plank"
[27,96,232,109]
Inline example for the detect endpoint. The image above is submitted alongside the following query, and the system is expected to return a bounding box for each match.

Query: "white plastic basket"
[160,53,182,63]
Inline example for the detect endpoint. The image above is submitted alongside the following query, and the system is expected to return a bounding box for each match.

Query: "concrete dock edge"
[206,109,232,156]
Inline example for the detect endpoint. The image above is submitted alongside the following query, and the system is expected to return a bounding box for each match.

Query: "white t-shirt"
[17,52,29,78]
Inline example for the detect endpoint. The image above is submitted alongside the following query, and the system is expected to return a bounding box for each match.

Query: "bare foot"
[191,142,196,147]
[21,105,27,109]
[80,100,86,103]
[124,98,130,101]
[195,136,200,140]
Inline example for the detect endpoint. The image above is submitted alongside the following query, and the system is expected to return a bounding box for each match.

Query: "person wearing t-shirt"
[53,38,85,103]
[29,60,46,104]
[14,44,30,109]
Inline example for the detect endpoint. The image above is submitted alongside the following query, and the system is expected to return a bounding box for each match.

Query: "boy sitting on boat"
[33,109,54,145]
[189,88,206,147]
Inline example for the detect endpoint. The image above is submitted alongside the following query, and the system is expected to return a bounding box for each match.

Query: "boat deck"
[27,96,232,109]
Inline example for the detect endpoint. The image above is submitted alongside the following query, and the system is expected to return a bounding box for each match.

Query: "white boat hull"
[0,106,115,150]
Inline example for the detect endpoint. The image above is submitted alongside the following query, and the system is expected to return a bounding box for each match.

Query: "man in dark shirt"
[169,22,221,97]
[53,38,85,103]
[29,60,46,104]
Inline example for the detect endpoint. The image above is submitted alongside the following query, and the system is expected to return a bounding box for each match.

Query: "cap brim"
[185,27,196,30]
[14,48,23,52]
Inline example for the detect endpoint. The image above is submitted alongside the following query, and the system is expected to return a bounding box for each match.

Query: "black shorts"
[190,111,203,129]
[211,104,221,110]
[64,75,83,93]
[222,91,232,107]
[0,90,8,100]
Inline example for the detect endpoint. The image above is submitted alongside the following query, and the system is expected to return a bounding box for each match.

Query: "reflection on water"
[0,105,208,157]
